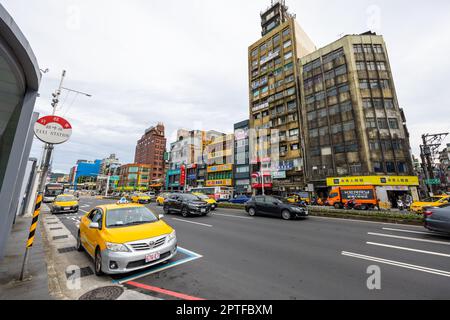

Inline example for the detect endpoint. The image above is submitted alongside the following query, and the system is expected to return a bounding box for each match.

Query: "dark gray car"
[424,204,450,234]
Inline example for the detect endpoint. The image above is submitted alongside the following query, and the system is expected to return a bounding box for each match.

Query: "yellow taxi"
[192,192,217,210]
[51,194,79,214]
[156,192,171,206]
[410,195,450,213]
[130,192,152,204]
[286,194,310,205]
[77,199,177,275]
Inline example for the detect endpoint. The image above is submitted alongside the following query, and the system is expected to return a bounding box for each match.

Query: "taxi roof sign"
[117,197,129,205]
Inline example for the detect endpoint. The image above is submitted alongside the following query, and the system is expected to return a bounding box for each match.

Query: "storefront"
[327,176,420,210]
[207,164,233,187]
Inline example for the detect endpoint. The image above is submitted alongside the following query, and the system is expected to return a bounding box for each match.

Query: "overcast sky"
[2,0,450,173]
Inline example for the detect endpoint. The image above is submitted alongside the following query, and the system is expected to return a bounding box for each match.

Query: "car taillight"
[424,210,433,217]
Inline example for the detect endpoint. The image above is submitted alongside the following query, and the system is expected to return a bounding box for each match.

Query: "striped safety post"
[19,194,43,280]
[27,194,43,248]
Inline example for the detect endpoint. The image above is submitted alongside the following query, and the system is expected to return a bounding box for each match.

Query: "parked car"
[424,204,450,234]
[156,192,172,206]
[51,194,79,214]
[130,193,152,204]
[245,196,309,220]
[229,195,251,204]
[163,193,211,217]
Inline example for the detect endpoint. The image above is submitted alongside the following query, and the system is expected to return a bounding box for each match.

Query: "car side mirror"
[159,214,165,220]
[89,222,100,229]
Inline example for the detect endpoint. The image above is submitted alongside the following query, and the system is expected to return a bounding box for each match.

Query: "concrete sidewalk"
[0,215,52,300]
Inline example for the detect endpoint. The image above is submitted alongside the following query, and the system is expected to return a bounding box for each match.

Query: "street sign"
[425,179,441,185]
[34,116,72,145]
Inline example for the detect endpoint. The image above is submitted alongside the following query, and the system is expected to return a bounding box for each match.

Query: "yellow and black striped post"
[19,194,43,281]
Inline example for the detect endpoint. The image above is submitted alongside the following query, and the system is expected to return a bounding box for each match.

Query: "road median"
[218,203,424,225]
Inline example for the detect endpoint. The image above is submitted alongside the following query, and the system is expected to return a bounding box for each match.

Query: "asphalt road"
[53,196,450,300]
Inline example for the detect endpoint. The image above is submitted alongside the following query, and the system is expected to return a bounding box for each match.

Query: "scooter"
[344,199,368,210]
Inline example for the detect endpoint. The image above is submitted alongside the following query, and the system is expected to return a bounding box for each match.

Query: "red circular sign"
[34,116,72,144]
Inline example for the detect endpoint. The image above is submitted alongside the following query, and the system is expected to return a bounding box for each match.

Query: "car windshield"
[106,207,158,228]
[195,194,209,200]
[56,196,76,202]
[273,196,291,204]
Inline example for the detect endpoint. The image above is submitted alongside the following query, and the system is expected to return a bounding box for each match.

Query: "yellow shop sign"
[327,176,419,187]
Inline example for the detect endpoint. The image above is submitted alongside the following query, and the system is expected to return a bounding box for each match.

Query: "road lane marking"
[342,251,450,278]
[311,215,424,228]
[172,218,212,228]
[368,232,450,246]
[367,242,450,258]
[113,247,203,284]
[126,281,205,300]
[213,213,254,220]
[383,228,439,236]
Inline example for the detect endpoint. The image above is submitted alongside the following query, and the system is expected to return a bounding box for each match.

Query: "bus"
[43,183,65,203]
[190,187,233,201]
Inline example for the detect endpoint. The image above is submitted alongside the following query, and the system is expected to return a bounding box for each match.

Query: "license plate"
[145,252,160,263]
[201,209,206,213]
[64,207,71,211]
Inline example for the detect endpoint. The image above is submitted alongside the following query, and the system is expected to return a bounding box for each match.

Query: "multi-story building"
[206,133,235,188]
[248,0,316,195]
[134,123,166,183]
[233,120,251,195]
[299,32,414,194]
[97,154,121,193]
[71,160,102,191]
[118,164,152,192]
[438,144,450,191]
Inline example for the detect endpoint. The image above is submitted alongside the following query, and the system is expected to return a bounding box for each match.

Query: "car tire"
[76,231,84,252]
[181,207,189,218]
[164,206,171,214]
[248,208,256,217]
[94,248,104,276]
[334,203,341,210]
[281,210,292,221]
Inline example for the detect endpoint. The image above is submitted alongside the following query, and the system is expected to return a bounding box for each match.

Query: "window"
[260,42,268,52]
[389,118,399,129]
[369,140,380,151]
[283,40,292,48]
[335,65,347,76]
[377,62,387,71]
[309,129,319,138]
[367,62,376,71]
[360,80,369,89]
[386,161,396,173]
[340,101,352,112]
[331,124,342,134]
[286,87,295,96]
[319,127,329,136]
[329,105,339,116]
[398,162,407,173]
[373,99,383,109]
[343,121,355,132]
[373,161,383,173]
[366,118,377,129]
[307,111,317,121]
[287,101,297,111]
[284,62,293,72]
[385,99,394,109]
[282,28,290,37]
[273,34,281,44]
[291,144,299,151]
[380,79,390,89]
[356,62,366,71]
[289,128,299,137]
[353,44,363,53]
[377,118,388,129]
[363,99,372,108]
[373,44,383,54]
[252,49,258,57]
[284,51,293,60]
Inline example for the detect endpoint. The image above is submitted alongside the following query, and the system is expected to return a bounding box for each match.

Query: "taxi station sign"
[34,116,72,145]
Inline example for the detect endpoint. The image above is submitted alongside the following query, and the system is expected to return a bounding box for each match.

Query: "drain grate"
[47,222,59,225]
[58,246,77,254]
[79,286,124,300]
[50,227,63,231]
[66,266,94,279]
[53,235,68,240]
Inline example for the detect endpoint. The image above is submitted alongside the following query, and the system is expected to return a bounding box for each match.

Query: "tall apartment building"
[248,0,316,194]
[134,123,166,182]
[299,32,414,191]
[118,163,152,192]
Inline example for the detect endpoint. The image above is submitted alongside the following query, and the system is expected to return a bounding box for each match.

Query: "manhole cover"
[79,286,124,300]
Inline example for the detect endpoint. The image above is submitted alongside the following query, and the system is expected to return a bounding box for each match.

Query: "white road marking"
[80,209,89,213]
[368,232,450,246]
[342,251,450,278]
[213,213,254,220]
[172,218,213,228]
[382,227,440,236]
[367,242,450,258]
[311,215,424,228]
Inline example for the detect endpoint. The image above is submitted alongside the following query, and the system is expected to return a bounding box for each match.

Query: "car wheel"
[282,210,292,221]
[334,203,341,210]
[94,248,104,276]
[76,231,84,252]
[181,207,189,217]
[248,208,256,217]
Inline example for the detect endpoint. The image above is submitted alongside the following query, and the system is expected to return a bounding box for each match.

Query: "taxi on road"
[130,192,152,204]
[156,192,172,206]
[51,194,79,214]
[410,195,450,213]
[192,192,217,210]
[76,199,177,275]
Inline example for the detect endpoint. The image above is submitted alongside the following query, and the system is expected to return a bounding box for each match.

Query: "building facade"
[118,164,152,192]
[0,4,41,259]
[134,123,166,183]
[233,120,251,195]
[72,159,102,190]
[438,144,450,192]
[248,0,316,195]
[206,134,235,188]
[299,32,414,194]
[96,154,121,193]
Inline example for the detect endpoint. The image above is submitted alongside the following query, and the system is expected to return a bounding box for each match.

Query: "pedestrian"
[397,198,404,211]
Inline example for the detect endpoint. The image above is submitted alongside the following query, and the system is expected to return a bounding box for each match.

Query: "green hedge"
[218,203,423,225]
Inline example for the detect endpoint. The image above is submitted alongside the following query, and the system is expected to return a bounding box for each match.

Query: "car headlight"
[291,207,303,212]
[106,242,130,252]
[168,230,176,242]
